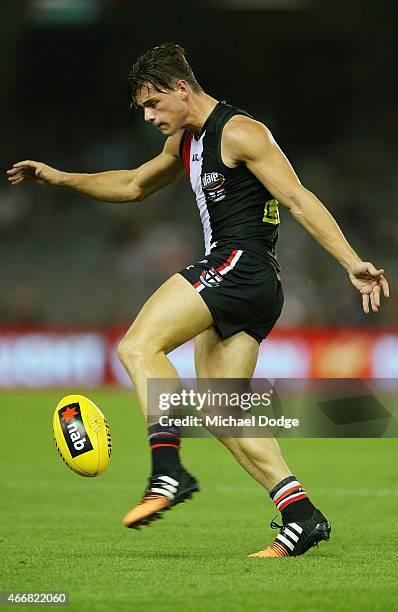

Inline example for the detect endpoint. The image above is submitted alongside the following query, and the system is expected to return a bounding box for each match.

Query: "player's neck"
[185,93,219,138]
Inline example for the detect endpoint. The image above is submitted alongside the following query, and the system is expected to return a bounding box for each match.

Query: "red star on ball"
[61,406,78,422]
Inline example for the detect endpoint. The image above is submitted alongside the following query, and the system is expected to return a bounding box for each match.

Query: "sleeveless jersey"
[179,101,280,272]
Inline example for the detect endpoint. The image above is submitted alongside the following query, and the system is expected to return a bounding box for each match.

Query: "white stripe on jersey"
[189,132,213,255]
[218,250,243,275]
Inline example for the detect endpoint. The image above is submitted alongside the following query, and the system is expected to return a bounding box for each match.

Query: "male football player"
[8,43,389,558]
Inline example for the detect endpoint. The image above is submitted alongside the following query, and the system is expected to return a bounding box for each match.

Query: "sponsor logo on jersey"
[202,172,225,190]
[263,198,280,225]
[200,267,224,288]
[58,402,93,458]
[202,172,226,203]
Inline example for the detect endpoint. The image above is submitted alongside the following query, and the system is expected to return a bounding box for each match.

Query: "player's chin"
[160,125,178,136]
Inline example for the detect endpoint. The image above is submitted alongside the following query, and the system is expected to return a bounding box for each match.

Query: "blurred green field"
[1,390,398,612]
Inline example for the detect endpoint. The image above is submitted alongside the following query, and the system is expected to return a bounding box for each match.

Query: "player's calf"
[123,423,199,529]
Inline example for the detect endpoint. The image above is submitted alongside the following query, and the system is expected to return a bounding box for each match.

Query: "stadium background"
[1,3,397,611]
[1,0,397,385]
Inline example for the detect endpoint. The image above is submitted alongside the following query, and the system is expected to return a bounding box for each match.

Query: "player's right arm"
[7,131,184,203]
[222,115,389,314]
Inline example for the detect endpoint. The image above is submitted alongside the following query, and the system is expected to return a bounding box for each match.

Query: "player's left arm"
[223,115,389,314]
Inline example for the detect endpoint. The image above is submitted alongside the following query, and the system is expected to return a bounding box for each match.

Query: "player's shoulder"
[163,129,186,158]
[224,114,270,143]
[223,114,274,160]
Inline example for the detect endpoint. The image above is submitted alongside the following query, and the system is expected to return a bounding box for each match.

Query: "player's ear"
[176,80,189,100]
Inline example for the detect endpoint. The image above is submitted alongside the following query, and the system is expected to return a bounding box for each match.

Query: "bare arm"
[7,130,185,203]
[223,116,389,313]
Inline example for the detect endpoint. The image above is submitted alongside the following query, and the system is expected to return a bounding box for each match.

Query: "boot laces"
[270,515,284,530]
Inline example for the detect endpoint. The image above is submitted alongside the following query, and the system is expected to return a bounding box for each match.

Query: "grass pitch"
[1,390,397,611]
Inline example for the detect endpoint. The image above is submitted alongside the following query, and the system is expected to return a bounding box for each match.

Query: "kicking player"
[8,43,389,558]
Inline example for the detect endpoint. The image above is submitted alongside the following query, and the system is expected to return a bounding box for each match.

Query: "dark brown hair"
[128,43,203,108]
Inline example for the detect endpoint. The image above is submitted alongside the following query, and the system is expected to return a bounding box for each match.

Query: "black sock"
[269,475,316,523]
[148,423,181,475]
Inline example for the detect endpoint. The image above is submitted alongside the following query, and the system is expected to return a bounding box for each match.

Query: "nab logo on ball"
[53,394,111,477]
[58,403,93,458]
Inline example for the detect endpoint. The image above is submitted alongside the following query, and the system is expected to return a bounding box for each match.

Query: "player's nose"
[144,108,156,123]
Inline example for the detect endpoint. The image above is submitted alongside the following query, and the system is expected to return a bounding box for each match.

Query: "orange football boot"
[123,471,199,529]
[249,510,331,558]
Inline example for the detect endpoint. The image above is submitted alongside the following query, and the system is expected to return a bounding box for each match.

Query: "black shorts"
[179,246,284,344]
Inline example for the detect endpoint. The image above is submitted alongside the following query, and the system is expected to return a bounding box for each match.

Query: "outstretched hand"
[7,160,63,187]
[348,261,389,313]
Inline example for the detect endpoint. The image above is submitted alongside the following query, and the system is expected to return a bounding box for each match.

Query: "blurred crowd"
[1,111,396,328]
[1,0,396,328]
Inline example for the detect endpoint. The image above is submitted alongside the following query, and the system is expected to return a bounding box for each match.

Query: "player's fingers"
[362,293,369,314]
[13,160,39,169]
[7,168,21,175]
[360,280,377,294]
[370,290,379,313]
[8,173,21,182]
[379,276,390,298]
[9,167,36,180]
[8,169,25,177]
[373,284,381,308]
[10,177,26,186]
[366,264,384,278]
[8,173,27,183]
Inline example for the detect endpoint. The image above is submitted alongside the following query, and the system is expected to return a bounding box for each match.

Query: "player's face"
[136,84,187,136]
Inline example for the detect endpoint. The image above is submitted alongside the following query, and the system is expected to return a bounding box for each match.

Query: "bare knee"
[118,334,159,372]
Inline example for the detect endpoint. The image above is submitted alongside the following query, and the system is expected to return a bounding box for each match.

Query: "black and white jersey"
[180,101,280,271]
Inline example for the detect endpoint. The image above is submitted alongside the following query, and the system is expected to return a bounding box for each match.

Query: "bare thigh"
[122,273,214,353]
[118,274,215,418]
[195,327,259,378]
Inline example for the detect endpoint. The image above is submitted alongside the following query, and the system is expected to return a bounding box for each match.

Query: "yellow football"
[53,394,111,477]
